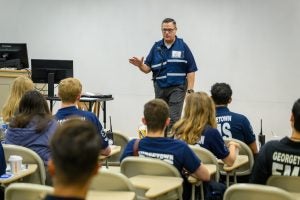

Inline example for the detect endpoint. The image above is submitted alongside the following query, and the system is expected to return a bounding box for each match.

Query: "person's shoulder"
[175,37,184,42]
[223,108,248,120]
[174,37,185,45]
[123,138,136,149]
[144,137,188,147]
[55,106,74,116]
[154,39,164,46]
[49,118,58,124]
[128,138,138,144]
[172,138,188,146]
[204,126,219,135]
[171,139,194,151]
[232,111,248,119]
[265,139,280,146]
[176,37,191,46]
[260,139,281,152]
[75,109,98,119]
[48,118,58,129]
[224,110,251,126]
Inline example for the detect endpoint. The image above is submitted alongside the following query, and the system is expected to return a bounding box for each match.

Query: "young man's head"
[292,98,300,132]
[210,82,232,105]
[48,118,101,187]
[143,99,170,133]
[58,78,82,103]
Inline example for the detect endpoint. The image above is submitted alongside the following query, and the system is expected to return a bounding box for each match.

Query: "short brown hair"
[58,78,82,103]
[50,118,101,185]
[144,99,169,132]
[162,18,177,27]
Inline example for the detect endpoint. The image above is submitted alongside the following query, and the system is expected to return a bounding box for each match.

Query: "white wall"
[1,0,299,140]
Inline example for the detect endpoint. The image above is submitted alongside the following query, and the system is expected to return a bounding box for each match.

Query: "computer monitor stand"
[48,72,55,97]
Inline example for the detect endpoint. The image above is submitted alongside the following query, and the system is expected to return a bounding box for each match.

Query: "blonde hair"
[172,92,217,144]
[58,78,82,103]
[1,76,34,122]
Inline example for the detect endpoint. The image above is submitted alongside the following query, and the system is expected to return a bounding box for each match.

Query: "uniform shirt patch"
[172,50,183,58]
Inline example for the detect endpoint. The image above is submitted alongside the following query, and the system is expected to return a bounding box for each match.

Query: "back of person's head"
[144,99,169,132]
[184,92,216,124]
[173,92,217,144]
[58,78,82,103]
[18,90,50,115]
[11,76,35,97]
[50,119,101,186]
[1,76,34,122]
[292,98,300,132]
[210,82,232,105]
[9,90,52,132]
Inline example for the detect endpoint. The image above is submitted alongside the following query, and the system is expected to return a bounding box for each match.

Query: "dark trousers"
[154,82,187,134]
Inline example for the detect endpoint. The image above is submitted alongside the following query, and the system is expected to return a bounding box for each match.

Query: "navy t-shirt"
[250,137,300,184]
[195,126,230,160]
[121,137,201,174]
[216,106,256,145]
[55,106,109,149]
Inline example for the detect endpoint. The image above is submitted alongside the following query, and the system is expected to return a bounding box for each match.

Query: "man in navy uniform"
[129,18,198,134]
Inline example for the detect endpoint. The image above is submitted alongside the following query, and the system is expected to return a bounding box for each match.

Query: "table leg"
[103,101,107,129]
[226,174,229,187]
[88,101,92,112]
[49,100,53,113]
[234,171,237,184]
[94,102,100,118]
[191,185,195,200]
[200,183,204,200]
[105,160,109,169]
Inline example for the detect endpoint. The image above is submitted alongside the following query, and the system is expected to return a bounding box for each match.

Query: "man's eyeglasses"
[161,28,176,33]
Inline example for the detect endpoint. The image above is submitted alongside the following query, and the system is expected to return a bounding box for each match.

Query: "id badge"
[172,50,184,58]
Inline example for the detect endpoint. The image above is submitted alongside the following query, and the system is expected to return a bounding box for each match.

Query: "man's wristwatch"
[187,89,194,94]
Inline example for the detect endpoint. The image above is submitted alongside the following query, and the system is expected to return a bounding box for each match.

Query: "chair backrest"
[120,156,181,178]
[120,156,182,200]
[90,169,135,192]
[267,175,300,193]
[224,183,295,200]
[107,131,129,165]
[5,183,53,200]
[189,145,220,181]
[3,144,46,185]
[223,138,254,176]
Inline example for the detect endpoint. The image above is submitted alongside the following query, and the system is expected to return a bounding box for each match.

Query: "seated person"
[120,99,210,200]
[173,92,240,167]
[250,98,300,184]
[5,90,57,166]
[0,142,6,176]
[1,76,34,123]
[210,83,258,155]
[55,77,111,156]
[45,119,101,200]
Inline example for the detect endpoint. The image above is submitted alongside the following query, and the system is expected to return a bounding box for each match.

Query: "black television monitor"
[31,59,73,97]
[0,43,29,69]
